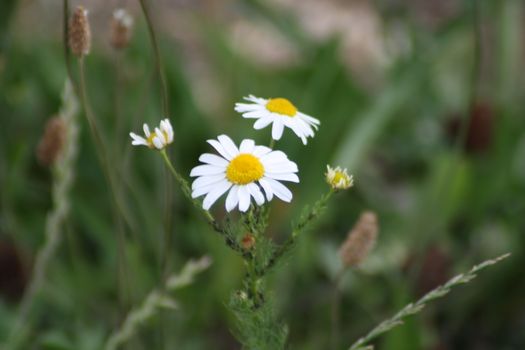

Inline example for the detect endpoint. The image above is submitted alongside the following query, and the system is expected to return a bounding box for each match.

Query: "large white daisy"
[130,118,174,150]
[234,95,320,145]
[190,134,299,212]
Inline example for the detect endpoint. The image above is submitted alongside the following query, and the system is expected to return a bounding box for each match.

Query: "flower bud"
[241,233,256,250]
[325,165,353,190]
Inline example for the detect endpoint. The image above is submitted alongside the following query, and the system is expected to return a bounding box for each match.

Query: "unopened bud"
[37,117,67,166]
[339,211,378,268]
[69,6,91,57]
[241,233,256,250]
[110,9,133,49]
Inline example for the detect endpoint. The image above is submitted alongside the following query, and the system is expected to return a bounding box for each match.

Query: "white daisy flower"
[234,95,320,145]
[190,134,299,212]
[129,118,174,150]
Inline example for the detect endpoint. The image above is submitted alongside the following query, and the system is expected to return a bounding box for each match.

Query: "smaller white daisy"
[234,95,320,145]
[190,134,299,212]
[130,118,174,150]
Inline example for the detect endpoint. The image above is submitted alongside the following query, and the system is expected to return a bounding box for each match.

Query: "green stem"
[159,150,248,256]
[258,190,334,276]
[78,57,131,311]
[138,0,169,117]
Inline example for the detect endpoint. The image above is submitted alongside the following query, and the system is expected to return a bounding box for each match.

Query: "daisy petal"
[203,181,232,210]
[271,121,284,140]
[258,178,274,201]
[265,172,299,183]
[199,153,229,167]
[208,139,233,160]
[263,178,292,202]
[152,136,164,150]
[143,124,150,137]
[263,162,298,173]
[191,174,226,190]
[239,139,255,153]
[225,185,240,212]
[248,183,265,206]
[252,145,273,157]
[253,117,273,130]
[238,186,251,212]
[190,165,225,177]
[217,135,239,158]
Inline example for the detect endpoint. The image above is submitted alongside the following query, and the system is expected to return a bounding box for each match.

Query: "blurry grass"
[0,0,524,349]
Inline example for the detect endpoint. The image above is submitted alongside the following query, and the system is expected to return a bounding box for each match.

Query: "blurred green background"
[1,0,524,349]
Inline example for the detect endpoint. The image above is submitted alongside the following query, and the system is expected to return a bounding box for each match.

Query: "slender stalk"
[269,138,275,149]
[258,190,333,276]
[138,0,169,117]
[159,150,247,255]
[78,57,131,310]
[330,269,345,350]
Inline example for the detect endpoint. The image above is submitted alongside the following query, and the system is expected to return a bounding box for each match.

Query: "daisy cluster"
[130,95,351,212]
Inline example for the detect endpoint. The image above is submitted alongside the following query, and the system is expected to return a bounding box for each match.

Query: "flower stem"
[159,150,247,255]
[257,190,334,276]
[138,0,169,117]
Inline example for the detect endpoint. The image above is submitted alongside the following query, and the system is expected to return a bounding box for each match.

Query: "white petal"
[161,119,174,142]
[143,124,150,137]
[253,117,273,130]
[263,161,298,173]
[241,110,266,119]
[245,95,268,105]
[217,135,239,158]
[192,184,213,198]
[199,153,229,167]
[202,181,232,210]
[261,150,288,164]
[237,186,251,212]
[225,185,240,212]
[252,145,273,157]
[155,127,166,144]
[239,139,255,153]
[258,178,274,201]
[263,177,292,202]
[191,174,226,190]
[152,136,164,149]
[271,121,284,140]
[190,164,225,177]
[247,183,265,206]
[130,133,147,146]
[298,112,320,126]
[208,139,233,160]
[234,103,264,113]
[265,172,299,183]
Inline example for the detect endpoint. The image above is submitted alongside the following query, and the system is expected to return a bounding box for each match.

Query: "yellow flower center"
[226,154,265,185]
[332,172,346,185]
[146,131,169,148]
[266,98,297,117]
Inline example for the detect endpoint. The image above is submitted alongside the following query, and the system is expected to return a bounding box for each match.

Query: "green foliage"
[348,254,511,350]
[229,291,288,350]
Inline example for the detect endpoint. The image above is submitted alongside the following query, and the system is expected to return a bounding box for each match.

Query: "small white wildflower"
[129,119,174,150]
[190,135,299,212]
[234,95,320,145]
[325,165,353,190]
